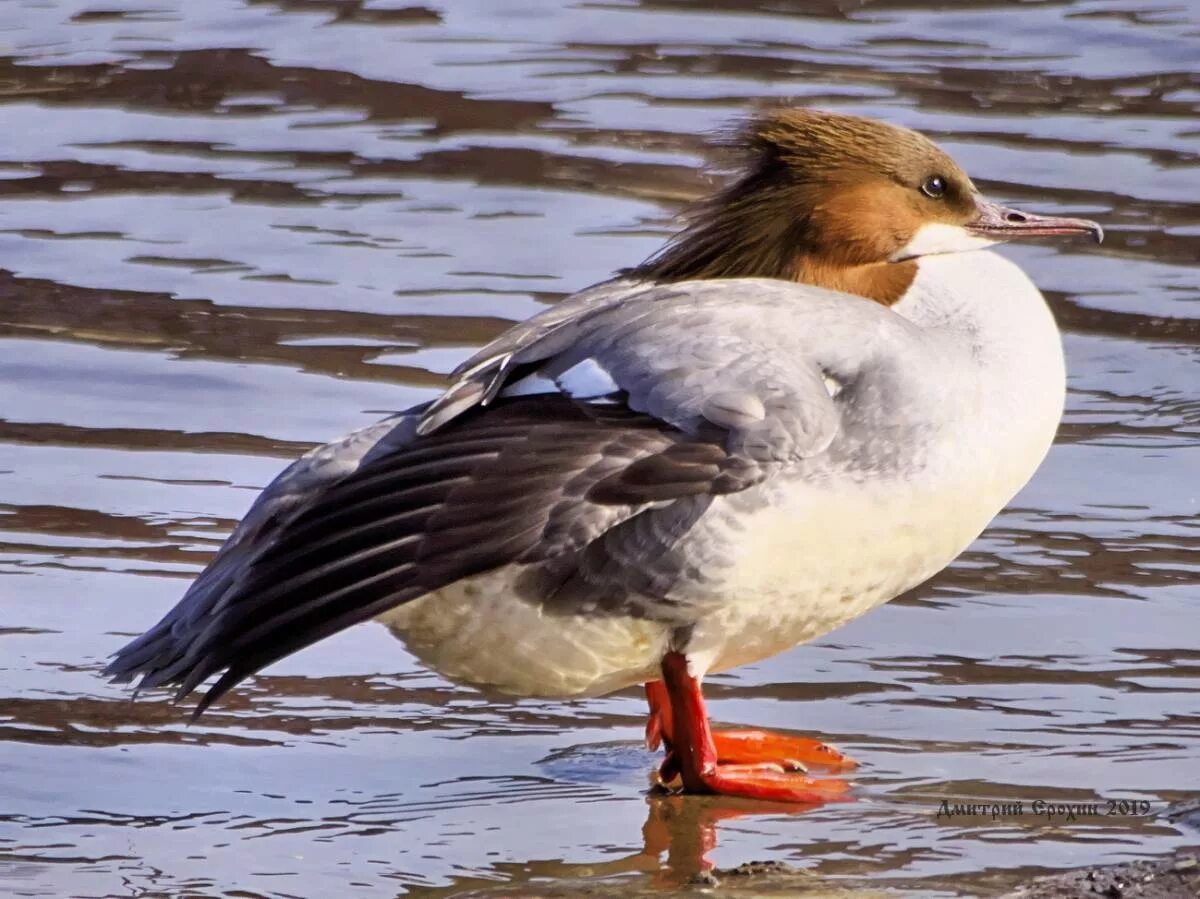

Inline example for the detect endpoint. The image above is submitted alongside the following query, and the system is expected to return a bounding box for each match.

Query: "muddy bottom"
[1003,851,1200,899]
[440,852,1200,898]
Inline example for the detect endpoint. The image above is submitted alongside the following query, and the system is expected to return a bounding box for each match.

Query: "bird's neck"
[630,202,916,305]
[792,257,917,306]
[895,251,1062,373]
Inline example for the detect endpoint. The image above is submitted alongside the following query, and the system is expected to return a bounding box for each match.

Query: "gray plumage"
[105,276,951,711]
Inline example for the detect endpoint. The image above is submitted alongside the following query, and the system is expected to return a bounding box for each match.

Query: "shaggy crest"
[631,108,979,303]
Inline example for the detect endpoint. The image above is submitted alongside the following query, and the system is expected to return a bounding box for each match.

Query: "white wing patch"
[499,357,620,402]
[556,358,620,398]
[499,372,558,398]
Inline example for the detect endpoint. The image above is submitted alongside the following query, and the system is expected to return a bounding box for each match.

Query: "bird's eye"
[921,175,947,199]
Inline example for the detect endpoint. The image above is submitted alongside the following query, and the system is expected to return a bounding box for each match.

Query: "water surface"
[1,1,1198,896]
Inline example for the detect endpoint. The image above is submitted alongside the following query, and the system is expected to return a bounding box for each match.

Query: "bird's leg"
[653,652,853,803]
[645,680,681,783]
[645,679,672,752]
[644,675,856,776]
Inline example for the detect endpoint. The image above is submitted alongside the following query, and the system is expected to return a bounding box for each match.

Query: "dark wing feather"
[106,396,738,714]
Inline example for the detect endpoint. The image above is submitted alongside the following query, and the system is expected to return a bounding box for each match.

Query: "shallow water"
[1,1,1198,896]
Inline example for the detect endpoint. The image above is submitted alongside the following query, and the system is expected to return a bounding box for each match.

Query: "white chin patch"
[892,223,998,261]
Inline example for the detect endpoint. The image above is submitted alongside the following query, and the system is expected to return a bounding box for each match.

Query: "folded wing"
[108,280,851,713]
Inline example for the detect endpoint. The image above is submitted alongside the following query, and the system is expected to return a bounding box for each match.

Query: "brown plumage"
[631,108,980,304]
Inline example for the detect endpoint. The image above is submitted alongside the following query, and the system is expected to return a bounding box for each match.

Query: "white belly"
[377,572,671,697]
[689,473,1008,676]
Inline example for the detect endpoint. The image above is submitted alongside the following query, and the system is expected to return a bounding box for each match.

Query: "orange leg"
[645,653,854,803]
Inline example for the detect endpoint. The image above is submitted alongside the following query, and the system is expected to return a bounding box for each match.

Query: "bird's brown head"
[631,108,1102,305]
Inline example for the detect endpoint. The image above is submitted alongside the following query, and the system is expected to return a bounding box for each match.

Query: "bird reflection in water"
[451,792,830,896]
[640,792,823,881]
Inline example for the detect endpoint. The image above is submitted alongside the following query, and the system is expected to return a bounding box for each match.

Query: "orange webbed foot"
[701,762,853,804]
[711,728,858,772]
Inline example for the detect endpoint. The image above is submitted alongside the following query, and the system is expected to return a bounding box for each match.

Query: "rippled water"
[1,1,1198,896]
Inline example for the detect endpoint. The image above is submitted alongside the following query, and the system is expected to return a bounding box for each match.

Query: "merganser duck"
[107,109,1102,803]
